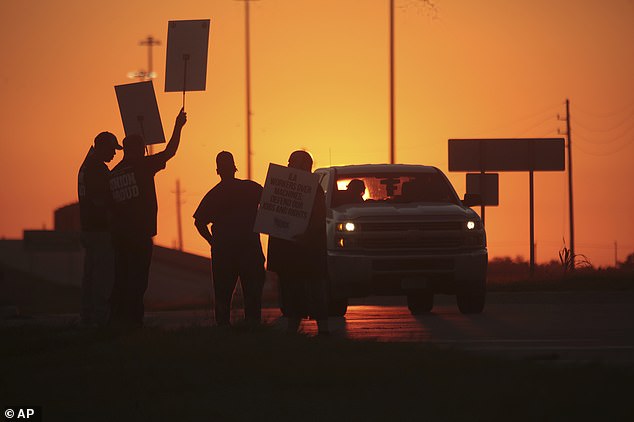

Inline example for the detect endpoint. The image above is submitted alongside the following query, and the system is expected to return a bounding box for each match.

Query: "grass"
[0,266,81,315]
[0,324,633,421]
[488,269,634,292]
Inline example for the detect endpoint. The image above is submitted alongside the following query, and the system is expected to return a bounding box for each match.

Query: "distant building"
[0,202,278,310]
[54,202,81,232]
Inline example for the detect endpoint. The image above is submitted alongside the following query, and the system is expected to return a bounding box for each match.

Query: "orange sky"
[1,0,633,267]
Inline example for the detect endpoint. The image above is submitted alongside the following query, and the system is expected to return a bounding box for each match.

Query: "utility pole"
[387,0,435,164]
[389,0,395,164]
[236,0,258,180]
[129,36,161,81]
[174,179,184,251]
[558,99,575,269]
[565,99,575,267]
[139,36,161,80]
[614,241,618,268]
[529,169,535,277]
[245,0,253,180]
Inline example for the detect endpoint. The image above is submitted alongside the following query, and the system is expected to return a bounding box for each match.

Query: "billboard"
[448,138,565,172]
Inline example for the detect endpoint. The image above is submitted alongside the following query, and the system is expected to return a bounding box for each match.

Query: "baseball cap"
[216,151,237,171]
[94,131,123,150]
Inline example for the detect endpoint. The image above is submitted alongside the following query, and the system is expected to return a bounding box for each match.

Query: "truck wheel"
[328,298,348,317]
[407,292,434,315]
[456,284,486,314]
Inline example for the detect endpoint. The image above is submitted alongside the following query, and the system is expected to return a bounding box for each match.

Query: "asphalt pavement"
[4,291,634,365]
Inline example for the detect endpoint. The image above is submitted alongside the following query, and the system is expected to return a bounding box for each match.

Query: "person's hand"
[175,107,187,129]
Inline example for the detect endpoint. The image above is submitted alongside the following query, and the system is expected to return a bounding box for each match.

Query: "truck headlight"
[336,222,356,232]
[466,220,483,230]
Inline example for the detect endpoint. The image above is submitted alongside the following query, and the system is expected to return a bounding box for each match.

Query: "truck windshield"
[333,172,459,207]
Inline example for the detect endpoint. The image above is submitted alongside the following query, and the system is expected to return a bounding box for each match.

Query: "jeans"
[80,231,115,326]
[278,270,328,321]
[211,246,265,326]
[110,235,153,326]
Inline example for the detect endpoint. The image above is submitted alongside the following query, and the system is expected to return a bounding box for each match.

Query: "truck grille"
[357,221,462,231]
[373,258,453,271]
[354,236,462,249]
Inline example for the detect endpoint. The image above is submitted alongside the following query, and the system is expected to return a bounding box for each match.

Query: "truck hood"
[331,203,478,221]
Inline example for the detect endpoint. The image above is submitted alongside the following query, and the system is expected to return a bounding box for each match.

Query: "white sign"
[254,163,319,241]
[115,81,165,145]
[165,19,211,92]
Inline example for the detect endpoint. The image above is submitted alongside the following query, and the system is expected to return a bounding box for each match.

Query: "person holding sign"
[77,131,122,327]
[267,150,329,335]
[108,108,187,328]
[193,151,265,327]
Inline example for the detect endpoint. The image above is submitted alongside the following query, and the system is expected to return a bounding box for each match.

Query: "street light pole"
[245,0,253,180]
[389,0,395,165]
[139,35,161,80]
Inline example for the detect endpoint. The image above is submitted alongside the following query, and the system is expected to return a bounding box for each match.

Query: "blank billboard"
[448,138,565,172]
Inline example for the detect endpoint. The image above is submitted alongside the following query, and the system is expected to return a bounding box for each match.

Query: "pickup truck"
[314,164,487,316]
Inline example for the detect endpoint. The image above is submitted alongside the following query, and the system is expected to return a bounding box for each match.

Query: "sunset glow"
[1,0,633,266]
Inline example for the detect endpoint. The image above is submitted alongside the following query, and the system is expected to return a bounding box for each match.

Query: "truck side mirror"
[463,193,482,207]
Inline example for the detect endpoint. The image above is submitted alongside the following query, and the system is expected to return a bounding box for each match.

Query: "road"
[5,291,634,364]
[154,291,634,364]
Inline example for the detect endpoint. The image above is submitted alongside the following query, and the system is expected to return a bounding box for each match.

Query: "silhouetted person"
[108,108,187,328]
[267,150,329,335]
[78,131,122,326]
[193,151,265,326]
[345,179,366,204]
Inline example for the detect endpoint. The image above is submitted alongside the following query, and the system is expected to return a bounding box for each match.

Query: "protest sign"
[165,19,210,93]
[254,163,319,241]
[114,81,165,145]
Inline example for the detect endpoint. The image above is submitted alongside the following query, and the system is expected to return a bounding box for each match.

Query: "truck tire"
[328,297,348,317]
[456,281,486,314]
[407,292,434,315]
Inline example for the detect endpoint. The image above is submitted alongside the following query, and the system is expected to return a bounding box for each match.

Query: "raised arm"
[156,108,187,162]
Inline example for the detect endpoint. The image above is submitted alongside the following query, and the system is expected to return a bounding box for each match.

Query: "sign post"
[449,138,565,277]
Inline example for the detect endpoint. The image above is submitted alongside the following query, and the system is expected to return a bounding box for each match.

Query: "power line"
[573,101,634,119]
[574,126,634,146]
[572,114,634,134]
[582,121,634,143]
[470,102,562,138]
[574,133,634,156]
[515,117,558,137]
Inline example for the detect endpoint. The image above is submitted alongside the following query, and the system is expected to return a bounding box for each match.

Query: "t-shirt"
[78,147,111,232]
[193,178,263,250]
[109,154,166,238]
